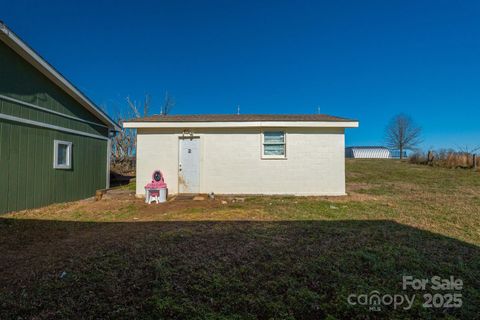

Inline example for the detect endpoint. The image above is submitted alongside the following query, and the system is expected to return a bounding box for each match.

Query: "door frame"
[178,136,201,194]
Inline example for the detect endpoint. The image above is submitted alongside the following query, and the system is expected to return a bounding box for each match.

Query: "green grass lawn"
[0,160,479,319]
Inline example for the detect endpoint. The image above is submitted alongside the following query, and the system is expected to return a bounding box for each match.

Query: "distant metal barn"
[345,146,391,159]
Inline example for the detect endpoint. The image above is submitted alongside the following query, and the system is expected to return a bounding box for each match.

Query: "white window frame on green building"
[53,140,73,169]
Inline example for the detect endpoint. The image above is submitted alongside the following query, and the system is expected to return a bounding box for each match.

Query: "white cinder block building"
[124,114,358,196]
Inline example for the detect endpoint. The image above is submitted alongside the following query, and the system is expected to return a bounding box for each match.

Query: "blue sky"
[3,0,479,149]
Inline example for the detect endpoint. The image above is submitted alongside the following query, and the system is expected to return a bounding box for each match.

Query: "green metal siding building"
[0,23,120,214]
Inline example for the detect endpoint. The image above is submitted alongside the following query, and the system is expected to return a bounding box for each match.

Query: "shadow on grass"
[0,218,478,319]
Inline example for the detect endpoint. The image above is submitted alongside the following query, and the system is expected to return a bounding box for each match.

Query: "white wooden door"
[179,138,200,193]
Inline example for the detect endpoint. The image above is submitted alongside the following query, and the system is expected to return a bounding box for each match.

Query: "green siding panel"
[0,95,109,137]
[0,119,9,213]
[0,41,106,127]
[0,39,110,214]
[0,119,107,214]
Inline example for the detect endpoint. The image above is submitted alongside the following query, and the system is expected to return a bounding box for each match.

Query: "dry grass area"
[0,160,479,319]
[410,150,480,170]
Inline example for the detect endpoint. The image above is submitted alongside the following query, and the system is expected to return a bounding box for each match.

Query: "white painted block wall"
[136,127,346,196]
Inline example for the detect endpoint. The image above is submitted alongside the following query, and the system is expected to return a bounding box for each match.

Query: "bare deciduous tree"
[385,114,422,159]
[126,94,151,118]
[111,95,151,173]
[160,91,175,115]
[111,92,175,173]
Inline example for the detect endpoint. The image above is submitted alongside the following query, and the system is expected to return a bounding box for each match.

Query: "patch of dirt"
[134,198,223,217]
[5,191,233,221]
[332,183,382,202]
[346,182,373,192]
[345,172,363,178]
[388,182,424,192]
[328,192,382,202]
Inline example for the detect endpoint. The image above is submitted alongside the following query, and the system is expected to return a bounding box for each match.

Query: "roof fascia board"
[0,24,121,131]
[123,121,359,129]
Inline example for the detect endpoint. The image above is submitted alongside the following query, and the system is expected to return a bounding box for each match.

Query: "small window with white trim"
[262,131,286,159]
[53,140,72,169]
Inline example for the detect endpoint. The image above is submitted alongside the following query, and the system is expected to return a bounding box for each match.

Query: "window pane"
[57,144,68,165]
[264,144,285,156]
[264,131,284,143]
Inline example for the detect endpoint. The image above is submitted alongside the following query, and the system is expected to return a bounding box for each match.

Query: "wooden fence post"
[474,154,477,170]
